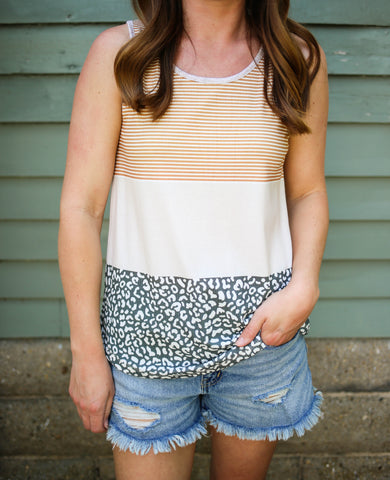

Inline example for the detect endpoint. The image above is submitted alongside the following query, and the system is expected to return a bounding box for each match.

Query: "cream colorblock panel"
[106,175,292,278]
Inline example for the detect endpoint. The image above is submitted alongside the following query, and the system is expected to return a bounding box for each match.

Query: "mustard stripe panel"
[115,25,289,183]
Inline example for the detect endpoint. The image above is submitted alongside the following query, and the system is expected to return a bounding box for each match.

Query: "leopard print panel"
[100,266,310,378]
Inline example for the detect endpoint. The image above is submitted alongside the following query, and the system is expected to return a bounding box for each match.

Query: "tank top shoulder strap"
[126,19,144,39]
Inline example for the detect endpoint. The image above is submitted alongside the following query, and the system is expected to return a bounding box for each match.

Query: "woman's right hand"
[69,353,115,433]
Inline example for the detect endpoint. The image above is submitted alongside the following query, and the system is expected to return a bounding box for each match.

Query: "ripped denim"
[107,331,322,455]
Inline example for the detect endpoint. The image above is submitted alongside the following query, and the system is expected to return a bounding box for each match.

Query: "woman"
[58,0,329,478]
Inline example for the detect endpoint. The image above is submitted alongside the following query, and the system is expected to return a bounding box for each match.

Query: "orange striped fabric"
[114,21,289,183]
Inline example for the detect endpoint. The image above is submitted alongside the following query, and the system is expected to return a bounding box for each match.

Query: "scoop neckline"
[173,47,263,84]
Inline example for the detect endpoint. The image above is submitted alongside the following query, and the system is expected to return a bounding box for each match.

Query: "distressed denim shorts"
[107,332,322,455]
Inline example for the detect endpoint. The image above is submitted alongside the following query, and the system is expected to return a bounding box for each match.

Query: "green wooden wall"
[0,0,389,337]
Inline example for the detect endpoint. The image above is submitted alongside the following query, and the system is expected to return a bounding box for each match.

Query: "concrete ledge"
[1,338,390,396]
[1,393,389,456]
[1,454,389,480]
[0,339,70,397]
[302,454,390,480]
[0,398,112,457]
[307,338,390,392]
[0,457,97,480]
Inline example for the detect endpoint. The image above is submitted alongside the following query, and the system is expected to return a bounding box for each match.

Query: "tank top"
[100,20,310,379]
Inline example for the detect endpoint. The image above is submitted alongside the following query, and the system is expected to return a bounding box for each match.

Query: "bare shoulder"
[76,23,130,97]
[87,24,130,62]
[291,33,327,71]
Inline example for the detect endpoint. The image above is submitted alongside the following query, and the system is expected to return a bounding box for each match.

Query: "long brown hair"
[115,0,321,134]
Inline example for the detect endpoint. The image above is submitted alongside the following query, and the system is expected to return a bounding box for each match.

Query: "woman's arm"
[58,25,128,432]
[236,46,329,347]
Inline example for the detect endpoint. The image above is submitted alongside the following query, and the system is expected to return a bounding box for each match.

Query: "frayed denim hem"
[106,417,208,455]
[205,390,323,442]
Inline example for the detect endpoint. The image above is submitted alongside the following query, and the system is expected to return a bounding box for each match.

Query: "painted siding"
[0,0,389,337]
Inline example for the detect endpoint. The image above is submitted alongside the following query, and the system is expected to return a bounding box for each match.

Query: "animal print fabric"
[100,265,310,378]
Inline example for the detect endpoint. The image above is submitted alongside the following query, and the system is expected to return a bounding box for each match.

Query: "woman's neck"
[176,0,259,78]
[181,0,248,46]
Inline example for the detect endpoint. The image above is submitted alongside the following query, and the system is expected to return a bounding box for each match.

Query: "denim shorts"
[106,332,322,455]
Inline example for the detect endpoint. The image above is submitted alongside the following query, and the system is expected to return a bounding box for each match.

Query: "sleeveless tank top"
[100,20,310,378]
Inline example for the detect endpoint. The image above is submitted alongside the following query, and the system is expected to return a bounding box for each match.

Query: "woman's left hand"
[235,280,319,347]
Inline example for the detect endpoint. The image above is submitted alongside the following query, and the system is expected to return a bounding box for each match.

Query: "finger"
[76,405,83,420]
[76,405,91,430]
[261,330,281,346]
[78,400,97,431]
[80,411,91,431]
[259,322,280,346]
[86,400,107,433]
[89,412,106,433]
[261,323,295,346]
[103,391,114,430]
[235,313,266,347]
